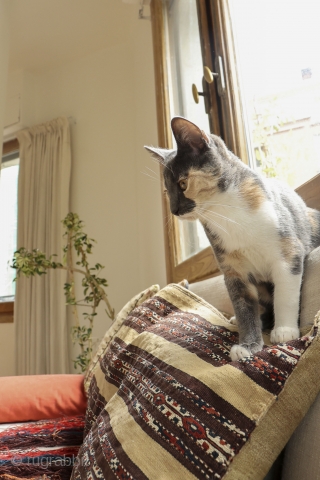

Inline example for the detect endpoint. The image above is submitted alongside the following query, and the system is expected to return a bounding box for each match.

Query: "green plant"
[251,96,295,183]
[12,212,115,372]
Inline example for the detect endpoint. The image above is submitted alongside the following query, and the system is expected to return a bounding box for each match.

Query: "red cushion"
[0,374,87,422]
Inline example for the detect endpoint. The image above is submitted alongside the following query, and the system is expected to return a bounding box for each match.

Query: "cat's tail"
[307,207,320,249]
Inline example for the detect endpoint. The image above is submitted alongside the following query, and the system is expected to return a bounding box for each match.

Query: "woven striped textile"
[84,285,160,393]
[74,284,320,480]
[0,415,85,480]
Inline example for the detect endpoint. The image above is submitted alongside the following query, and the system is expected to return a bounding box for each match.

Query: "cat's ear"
[171,117,210,154]
[144,146,172,165]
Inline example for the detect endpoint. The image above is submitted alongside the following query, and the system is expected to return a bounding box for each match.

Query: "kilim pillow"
[84,284,160,393]
[73,284,320,480]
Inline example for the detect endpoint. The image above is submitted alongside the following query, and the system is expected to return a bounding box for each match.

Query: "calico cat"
[145,117,320,361]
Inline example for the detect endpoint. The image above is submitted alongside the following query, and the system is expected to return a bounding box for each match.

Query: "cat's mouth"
[174,210,197,221]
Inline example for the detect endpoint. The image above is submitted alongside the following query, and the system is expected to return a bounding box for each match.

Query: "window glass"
[166,0,210,261]
[229,0,320,188]
[0,151,19,299]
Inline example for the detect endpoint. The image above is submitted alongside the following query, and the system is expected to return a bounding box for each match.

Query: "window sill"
[0,301,14,323]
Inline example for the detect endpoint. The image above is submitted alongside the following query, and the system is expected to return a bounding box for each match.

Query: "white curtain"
[15,117,72,375]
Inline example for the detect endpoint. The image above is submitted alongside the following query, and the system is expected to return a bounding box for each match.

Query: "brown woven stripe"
[115,339,255,433]
[99,360,125,389]
[125,367,249,449]
[233,359,287,396]
[121,329,274,420]
[107,393,198,480]
[85,376,109,435]
[73,425,115,479]
[98,409,149,480]
[128,295,227,333]
[258,348,296,371]
[119,372,245,467]
[233,337,313,395]
[127,295,211,332]
[117,386,218,479]
[92,424,118,480]
[126,303,237,366]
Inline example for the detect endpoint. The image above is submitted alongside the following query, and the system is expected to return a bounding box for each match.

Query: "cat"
[145,117,320,361]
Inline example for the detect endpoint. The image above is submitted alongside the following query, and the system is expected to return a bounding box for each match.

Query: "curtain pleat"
[15,117,72,374]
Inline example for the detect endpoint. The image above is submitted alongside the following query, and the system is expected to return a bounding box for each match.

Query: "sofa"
[1,246,320,480]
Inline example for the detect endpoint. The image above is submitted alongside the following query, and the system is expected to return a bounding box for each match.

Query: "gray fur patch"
[290,254,303,275]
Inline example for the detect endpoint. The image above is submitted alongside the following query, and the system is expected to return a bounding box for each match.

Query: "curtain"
[15,117,72,374]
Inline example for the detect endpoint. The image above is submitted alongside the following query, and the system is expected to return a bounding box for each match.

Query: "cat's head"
[145,117,232,220]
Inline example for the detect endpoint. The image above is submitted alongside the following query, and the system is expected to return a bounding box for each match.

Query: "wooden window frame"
[150,0,219,284]
[0,138,19,323]
[150,0,320,285]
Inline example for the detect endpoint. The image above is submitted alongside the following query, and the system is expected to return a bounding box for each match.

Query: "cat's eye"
[179,179,188,191]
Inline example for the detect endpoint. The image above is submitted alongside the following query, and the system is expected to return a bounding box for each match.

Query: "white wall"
[1,12,167,374]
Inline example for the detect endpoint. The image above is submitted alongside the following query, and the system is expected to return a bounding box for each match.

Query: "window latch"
[203,57,226,97]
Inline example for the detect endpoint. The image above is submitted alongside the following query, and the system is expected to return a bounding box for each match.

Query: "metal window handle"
[203,58,226,96]
[203,66,219,84]
[191,78,210,113]
[192,83,205,104]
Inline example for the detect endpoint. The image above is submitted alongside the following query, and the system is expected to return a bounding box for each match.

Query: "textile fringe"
[0,416,84,449]
[0,475,50,480]
[0,447,79,480]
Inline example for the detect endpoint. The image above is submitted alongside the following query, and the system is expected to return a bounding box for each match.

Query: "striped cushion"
[84,284,160,393]
[73,284,320,480]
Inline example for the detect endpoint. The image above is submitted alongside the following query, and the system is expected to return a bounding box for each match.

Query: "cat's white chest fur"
[199,189,279,281]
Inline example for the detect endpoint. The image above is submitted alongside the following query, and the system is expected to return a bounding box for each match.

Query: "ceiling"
[6,0,139,73]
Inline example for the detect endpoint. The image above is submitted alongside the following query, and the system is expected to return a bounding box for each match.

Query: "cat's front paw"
[270,326,300,344]
[229,315,237,325]
[230,344,251,361]
[230,341,263,361]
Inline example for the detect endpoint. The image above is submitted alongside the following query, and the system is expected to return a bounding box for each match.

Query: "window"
[229,0,320,187]
[151,0,320,284]
[0,139,19,322]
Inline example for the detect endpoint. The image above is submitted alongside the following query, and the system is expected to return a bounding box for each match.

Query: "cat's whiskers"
[164,213,172,229]
[150,156,173,175]
[196,206,243,229]
[164,213,197,249]
[197,201,245,211]
[197,210,229,236]
[164,213,173,233]
[167,215,174,236]
[145,165,159,178]
[141,170,158,182]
